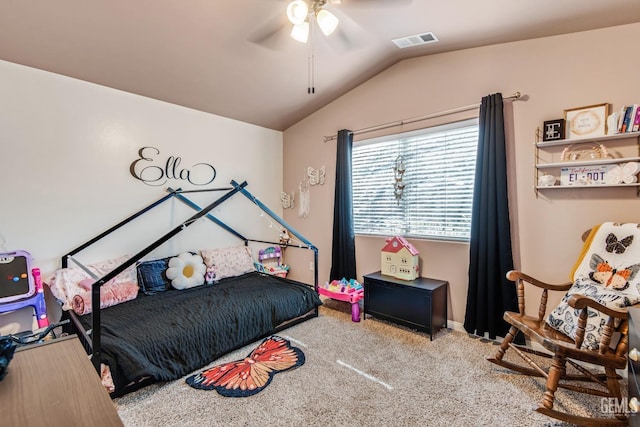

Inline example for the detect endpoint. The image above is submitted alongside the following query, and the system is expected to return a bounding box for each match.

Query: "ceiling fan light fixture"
[316,9,339,36]
[287,0,309,25]
[291,21,310,43]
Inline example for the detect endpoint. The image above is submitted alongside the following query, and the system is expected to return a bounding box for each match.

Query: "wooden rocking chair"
[488,226,637,427]
[488,271,630,426]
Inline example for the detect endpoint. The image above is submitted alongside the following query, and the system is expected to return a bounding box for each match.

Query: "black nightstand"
[362,271,448,340]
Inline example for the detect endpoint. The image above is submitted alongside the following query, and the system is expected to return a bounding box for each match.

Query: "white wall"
[0,60,284,334]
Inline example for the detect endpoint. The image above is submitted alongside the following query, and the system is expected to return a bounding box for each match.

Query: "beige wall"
[282,23,640,327]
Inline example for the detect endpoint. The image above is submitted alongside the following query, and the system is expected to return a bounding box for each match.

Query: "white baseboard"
[447,320,466,333]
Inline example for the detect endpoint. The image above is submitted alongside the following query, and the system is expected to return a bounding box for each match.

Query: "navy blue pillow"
[136,258,172,295]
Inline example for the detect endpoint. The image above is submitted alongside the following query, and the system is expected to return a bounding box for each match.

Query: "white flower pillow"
[199,246,255,282]
[166,253,206,290]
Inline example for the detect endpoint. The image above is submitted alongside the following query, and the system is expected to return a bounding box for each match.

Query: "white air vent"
[392,32,438,49]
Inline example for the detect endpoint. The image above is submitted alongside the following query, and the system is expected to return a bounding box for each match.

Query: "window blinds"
[352,121,478,241]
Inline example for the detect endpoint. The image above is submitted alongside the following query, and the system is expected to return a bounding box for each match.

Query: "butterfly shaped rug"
[185,335,304,397]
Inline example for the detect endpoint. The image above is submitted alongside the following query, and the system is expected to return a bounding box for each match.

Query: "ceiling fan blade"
[315,6,369,53]
[323,26,366,53]
[248,14,292,51]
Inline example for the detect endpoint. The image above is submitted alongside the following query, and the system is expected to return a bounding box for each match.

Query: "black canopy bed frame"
[59,180,321,396]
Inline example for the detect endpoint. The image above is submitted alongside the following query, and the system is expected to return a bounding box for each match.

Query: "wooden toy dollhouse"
[380,236,420,280]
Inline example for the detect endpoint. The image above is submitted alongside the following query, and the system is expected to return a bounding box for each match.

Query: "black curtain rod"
[323,91,522,142]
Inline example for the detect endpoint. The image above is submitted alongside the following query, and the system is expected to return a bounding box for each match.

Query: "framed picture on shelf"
[564,103,609,139]
[542,119,565,141]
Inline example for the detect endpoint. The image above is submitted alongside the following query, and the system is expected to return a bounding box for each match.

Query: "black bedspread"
[77,272,322,393]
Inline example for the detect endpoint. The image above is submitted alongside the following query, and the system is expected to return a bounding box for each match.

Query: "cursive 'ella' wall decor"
[130,146,217,186]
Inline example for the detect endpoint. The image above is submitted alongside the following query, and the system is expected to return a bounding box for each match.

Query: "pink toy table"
[318,287,364,322]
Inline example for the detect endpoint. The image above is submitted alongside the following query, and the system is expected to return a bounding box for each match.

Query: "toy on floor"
[0,250,49,328]
[318,278,364,322]
[255,246,290,278]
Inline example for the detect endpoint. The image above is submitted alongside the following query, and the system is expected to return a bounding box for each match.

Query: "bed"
[48,181,322,397]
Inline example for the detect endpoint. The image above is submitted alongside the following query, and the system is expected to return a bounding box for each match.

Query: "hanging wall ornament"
[393,155,406,205]
[298,179,310,218]
[281,191,295,209]
[307,166,326,185]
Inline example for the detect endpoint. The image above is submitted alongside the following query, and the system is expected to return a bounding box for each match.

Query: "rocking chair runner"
[488,223,640,427]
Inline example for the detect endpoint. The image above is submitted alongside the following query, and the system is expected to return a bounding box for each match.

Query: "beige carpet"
[114,300,623,426]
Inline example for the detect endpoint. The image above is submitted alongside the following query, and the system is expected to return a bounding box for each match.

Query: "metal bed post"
[230,180,320,291]
[67,182,248,373]
[62,190,180,268]
[60,179,322,380]
[167,187,248,242]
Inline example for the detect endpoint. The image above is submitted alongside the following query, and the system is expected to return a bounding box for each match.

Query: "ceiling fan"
[252,0,412,52]
[255,0,412,93]
[286,0,341,43]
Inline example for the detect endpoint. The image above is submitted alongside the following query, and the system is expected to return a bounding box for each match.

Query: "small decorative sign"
[560,165,611,186]
[543,119,565,141]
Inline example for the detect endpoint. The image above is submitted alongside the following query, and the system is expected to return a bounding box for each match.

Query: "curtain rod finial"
[323,135,335,143]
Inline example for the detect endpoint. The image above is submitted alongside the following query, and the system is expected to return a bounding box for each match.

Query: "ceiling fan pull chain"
[307,54,312,94]
[308,18,316,94]
[310,52,315,94]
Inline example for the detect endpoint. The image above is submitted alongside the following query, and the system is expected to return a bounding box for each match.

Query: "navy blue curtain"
[329,129,357,281]
[464,93,518,340]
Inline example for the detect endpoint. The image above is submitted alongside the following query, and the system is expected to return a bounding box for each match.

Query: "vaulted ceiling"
[1,1,639,131]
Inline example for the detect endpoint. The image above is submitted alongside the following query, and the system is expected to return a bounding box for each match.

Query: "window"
[352,119,479,241]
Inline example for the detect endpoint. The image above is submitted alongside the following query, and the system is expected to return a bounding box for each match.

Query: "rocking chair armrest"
[505,270,573,292]
[566,294,628,320]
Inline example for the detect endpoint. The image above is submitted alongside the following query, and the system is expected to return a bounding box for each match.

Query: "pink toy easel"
[0,250,49,328]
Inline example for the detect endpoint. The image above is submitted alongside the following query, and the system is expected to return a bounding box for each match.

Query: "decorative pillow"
[46,255,137,310]
[136,257,172,295]
[546,277,637,350]
[200,246,256,282]
[166,253,207,290]
[71,281,139,316]
[546,222,640,350]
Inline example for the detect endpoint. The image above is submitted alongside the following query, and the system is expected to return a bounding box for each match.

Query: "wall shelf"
[536,183,640,190]
[534,131,640,197]
[535,131,640,148]
[536,156,640,169]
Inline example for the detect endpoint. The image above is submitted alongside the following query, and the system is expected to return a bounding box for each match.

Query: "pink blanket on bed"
[71,280,139,315]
